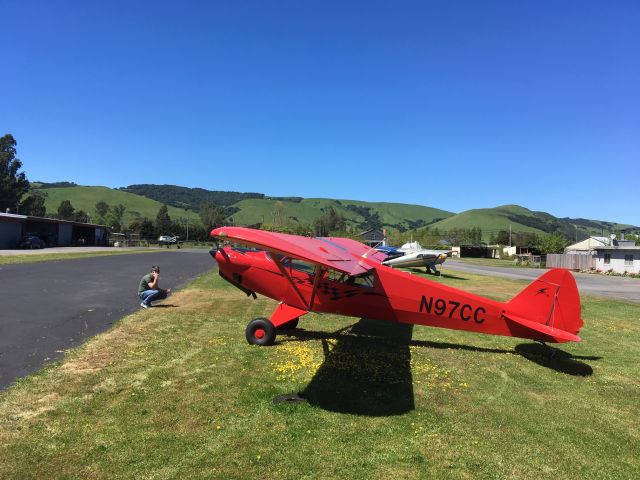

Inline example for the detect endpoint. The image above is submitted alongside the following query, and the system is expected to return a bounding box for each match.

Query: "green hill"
[229,198,453,231]
[30,184,637,242]
[428,204,635,241]
[34,186,200,225]
[120,184,267,209]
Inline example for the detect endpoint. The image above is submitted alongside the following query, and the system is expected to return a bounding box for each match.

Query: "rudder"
[505,269,583,341]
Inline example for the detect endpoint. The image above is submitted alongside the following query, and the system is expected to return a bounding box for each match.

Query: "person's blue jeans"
[139,289,167,306]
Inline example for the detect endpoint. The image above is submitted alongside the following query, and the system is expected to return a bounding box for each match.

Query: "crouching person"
[138,265,171,308]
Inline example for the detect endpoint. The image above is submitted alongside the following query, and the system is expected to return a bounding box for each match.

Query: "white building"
[593,244,640,274]
[565,236,609,253]
[564,236,640,274]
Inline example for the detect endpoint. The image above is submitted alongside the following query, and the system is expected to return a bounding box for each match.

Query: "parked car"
[158,235,181,248]
[18,234,46,249]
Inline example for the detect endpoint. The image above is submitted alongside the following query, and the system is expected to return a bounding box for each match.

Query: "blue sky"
[2,1,638,224]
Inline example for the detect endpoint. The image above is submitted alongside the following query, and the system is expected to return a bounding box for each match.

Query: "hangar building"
[0,212,109,249]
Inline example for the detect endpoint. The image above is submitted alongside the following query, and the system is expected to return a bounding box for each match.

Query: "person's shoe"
[140,302,149,309]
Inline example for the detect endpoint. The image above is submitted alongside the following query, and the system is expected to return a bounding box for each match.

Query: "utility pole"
[509,224,512,247]
[186,216,189,241]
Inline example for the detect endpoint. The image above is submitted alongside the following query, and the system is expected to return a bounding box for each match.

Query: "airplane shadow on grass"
[282,321,600,415]
[290,319,415,417]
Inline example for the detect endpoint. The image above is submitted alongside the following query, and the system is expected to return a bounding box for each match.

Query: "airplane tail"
[503,269,583,343]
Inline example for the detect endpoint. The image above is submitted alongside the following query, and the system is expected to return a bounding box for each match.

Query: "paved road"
[0,251,216,389]
[445,260,640,303]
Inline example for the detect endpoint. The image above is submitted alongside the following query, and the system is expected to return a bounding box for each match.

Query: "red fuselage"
[215,247,554,342]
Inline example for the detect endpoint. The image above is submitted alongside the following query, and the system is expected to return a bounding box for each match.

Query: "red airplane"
[210,227,583,347]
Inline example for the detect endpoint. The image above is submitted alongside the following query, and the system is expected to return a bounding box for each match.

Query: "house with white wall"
[558,236,640,274]
[565,236,609,253]
[593,243,640,274]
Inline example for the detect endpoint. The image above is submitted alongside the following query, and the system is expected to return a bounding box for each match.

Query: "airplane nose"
[215,248,253,273]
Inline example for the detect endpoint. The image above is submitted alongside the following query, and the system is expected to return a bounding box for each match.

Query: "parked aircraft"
[378,241,450,275]
[210,227,583,348]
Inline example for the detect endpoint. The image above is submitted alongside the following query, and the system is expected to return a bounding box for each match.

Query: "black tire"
[246,317,276,346]
[278,318,299,330]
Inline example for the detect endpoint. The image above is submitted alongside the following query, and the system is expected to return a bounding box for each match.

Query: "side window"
[604,253,611,265]
[323,269,376,288]
[281,257,316,276]
[346,272,375,288]
[325,269,346,282]
[625,255,633,266]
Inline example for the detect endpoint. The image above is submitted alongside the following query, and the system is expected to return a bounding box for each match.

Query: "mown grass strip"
[0,249,160,265]
[0,270,638,479]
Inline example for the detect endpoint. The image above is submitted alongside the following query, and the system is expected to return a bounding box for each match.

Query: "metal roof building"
[0,212,109,249]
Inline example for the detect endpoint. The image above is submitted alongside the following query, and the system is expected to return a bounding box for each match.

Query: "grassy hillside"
[31,184,636,240]
[428,205,636,241]
[429,205,546,238]
[230,197,453,231]
[35,186,200,225]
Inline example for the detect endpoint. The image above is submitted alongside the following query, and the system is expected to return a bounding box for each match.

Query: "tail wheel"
[246,317,276,346]
[278,318,299,331]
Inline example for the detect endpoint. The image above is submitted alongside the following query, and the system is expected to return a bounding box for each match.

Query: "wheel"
[278,318,299,330]
[246,317,276,346]
[435,270,441,276]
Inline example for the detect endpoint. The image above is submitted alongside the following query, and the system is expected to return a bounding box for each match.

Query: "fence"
[546,253,594,271]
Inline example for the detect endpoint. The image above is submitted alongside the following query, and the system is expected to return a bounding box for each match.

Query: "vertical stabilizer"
[504,269,583,342]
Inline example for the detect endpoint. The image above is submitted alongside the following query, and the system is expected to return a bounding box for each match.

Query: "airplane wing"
[211,227,386,276]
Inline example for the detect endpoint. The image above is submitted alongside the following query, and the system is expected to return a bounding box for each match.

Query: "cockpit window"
[325,268,375,288]
[347,272,375,288]
[281,257,317,276]
[325,269,346,282]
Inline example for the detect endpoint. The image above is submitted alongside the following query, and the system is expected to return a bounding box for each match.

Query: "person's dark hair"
[152,266,160,273]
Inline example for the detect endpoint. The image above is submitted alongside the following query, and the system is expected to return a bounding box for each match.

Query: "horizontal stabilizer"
[503,312,581,343]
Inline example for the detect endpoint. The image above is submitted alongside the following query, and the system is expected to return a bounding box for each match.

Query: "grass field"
[0,249,158,265]
[0,270,638,479]
[452,257,534,268]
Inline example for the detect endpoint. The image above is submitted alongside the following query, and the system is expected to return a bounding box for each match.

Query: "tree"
[0,134,30,213]
[57,200,75,220]
[494,230,510,245]
[199,202,226,230]
[313,207,346,236]
[155,204,171,234]
[106,204,126,231]
[20,191,47,216]
[73,209,89,223]
[129,217,155,239]
[537,233,569,254]
[95,201,110,224]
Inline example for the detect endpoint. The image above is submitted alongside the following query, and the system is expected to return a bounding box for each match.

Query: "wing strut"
[271,254,309,309]
[308,266,324,312]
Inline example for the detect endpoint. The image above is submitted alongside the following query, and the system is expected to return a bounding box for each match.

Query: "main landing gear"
[246,318,276,346]
[245,304,306,346]
[426,265,441,276]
